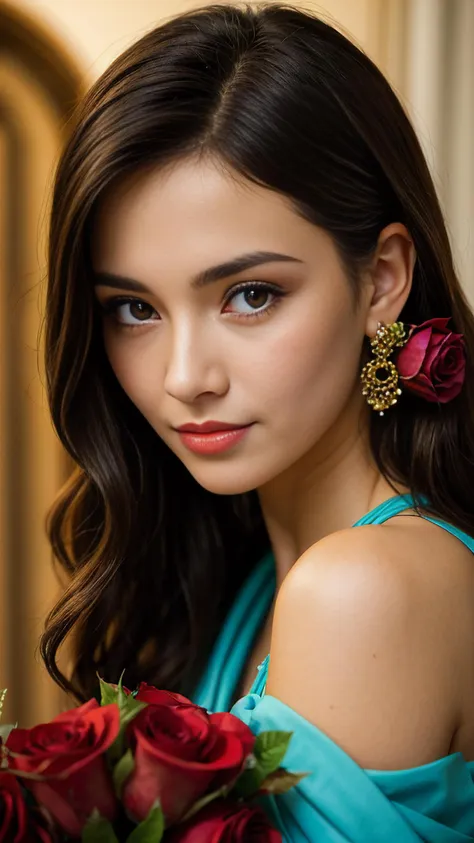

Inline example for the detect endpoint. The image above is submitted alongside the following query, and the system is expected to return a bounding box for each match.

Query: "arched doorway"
[0,1,82,725]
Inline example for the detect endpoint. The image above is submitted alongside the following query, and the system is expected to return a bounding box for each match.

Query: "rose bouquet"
[0,676,306,842]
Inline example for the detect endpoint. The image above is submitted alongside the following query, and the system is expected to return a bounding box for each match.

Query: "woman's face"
[92,156,369,496]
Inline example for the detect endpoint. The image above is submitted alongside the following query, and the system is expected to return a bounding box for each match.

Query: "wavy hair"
[41,3,474,703]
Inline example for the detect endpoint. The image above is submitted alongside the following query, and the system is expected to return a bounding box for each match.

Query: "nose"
[163,322,229,403]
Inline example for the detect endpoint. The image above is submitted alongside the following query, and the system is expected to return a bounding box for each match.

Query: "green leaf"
[254,731,293,778]
[125,801,165,843]
[98,675,120,707]
[230,761,266,799]
[81,809,119,843]
[118,696,146,730]
[106,672,147,728]
[113,748,135,799]
[231,731,294,799]
[257,767,309,795]
[97,673,147,765]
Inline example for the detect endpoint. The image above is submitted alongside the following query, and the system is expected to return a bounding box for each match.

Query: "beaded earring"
[360,322,407,416]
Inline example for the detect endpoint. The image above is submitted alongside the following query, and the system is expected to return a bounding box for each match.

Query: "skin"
[92,155,474,770]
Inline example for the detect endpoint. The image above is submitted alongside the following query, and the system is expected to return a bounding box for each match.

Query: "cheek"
[254,304,363,421]
[104,331,165,417]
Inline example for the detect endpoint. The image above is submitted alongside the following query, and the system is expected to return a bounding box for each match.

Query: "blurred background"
[0,0,473,727]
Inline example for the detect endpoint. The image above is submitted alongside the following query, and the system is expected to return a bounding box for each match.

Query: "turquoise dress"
[192,495,474,842]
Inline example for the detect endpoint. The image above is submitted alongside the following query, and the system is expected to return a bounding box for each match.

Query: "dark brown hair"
[41,3,474,703]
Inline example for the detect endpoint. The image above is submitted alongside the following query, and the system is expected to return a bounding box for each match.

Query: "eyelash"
[99,281,286,330]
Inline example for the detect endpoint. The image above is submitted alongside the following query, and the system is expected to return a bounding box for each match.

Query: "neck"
[257,391,407,590]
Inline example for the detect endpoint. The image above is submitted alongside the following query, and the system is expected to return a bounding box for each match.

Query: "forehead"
[91,156,321,270]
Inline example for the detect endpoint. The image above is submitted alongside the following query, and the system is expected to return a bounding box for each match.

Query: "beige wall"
[405,0,474,302]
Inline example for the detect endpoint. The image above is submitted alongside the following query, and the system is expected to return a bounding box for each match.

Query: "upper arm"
[265,527,459,771]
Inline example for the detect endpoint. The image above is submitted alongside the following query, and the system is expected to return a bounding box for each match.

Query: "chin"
[187,470,258,497]
[180,458,275,497]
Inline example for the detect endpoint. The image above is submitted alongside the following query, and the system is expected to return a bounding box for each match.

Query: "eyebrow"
[93,251,304,293]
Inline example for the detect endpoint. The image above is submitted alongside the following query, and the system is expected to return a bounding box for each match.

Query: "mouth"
[175,423,254,455]
[175,421,251,434]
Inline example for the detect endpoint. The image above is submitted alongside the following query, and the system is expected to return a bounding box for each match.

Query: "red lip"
[177,425,252,455]
[176,421,250,433]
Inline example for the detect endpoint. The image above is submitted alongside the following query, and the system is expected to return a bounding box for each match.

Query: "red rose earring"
[361,318,466,416]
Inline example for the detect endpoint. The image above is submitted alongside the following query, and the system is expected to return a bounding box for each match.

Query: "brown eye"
[243,288,271,309]
[128,301,155,321]
[100,297,159,328]
[223,282,283,318]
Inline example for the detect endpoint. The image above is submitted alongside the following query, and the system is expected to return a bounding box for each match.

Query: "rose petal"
[415,317,451,332]
[30,754,117,838]
[53,699,99,723]
[135,685,196,708]
[402,372,439,402]
[437,347,460,373]
[432,335,465,376]
[209,712,255,757]
[421,331,452,375]
[397,327,432,378]
[142,706,215,762]
[426,332,466,400]
[165,799,281,843]
[433,345,461,378]
[123,736,217,825]
[431,367,465,402]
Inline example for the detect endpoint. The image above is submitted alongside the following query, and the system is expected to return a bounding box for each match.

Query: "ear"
[364,223,416,337]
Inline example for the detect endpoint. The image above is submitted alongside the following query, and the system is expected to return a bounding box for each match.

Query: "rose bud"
[123,703,254,825]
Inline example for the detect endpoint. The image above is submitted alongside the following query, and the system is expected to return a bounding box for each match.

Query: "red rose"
[123,704,255,825]
[133,686,254,760]
[0,772,28,842]
[6,700,120,837]
[396,317,466,402]
[165,799,282,842]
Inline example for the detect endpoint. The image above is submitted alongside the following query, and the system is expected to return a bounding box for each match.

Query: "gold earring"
[361,322,407,416]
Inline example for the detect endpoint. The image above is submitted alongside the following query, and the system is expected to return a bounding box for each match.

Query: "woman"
[41,3,474,840]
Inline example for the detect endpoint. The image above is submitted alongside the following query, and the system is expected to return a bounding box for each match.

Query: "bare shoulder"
[266,518,473,770]
[281,523,419,609]
[284,514,474,609]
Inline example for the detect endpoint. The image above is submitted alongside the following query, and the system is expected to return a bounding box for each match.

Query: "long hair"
[41,3,474,703]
